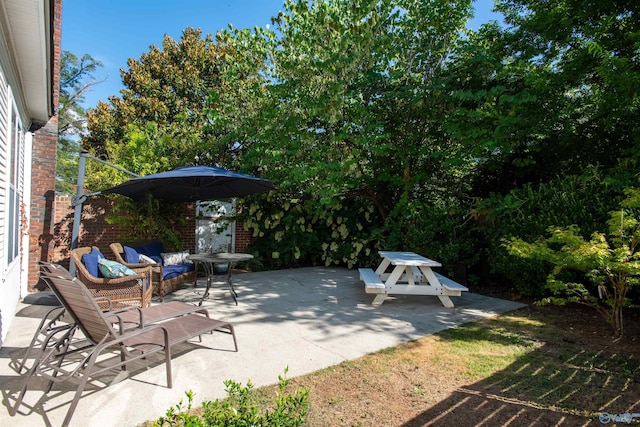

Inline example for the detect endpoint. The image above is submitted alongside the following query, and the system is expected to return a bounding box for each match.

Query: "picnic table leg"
[375,258,391,276]
[370,266,405,305]
[371,294,387,305]
[437,295,455,308]
[420,267,456,308]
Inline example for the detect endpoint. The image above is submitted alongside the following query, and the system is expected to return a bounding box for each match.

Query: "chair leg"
[61,348,103,427]
[16,306,66,373]
[165,346,173,389]
[227,324,238,352]
[10,325,78,417]
[45,326,79,393]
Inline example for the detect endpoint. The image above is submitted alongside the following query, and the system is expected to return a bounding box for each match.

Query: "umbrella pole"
[69,152,88,276]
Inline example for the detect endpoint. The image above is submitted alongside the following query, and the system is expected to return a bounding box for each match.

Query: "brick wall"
[49,196,197,270]
[235,220,252,253]
[27,0,62,289]
[45,195,252,272]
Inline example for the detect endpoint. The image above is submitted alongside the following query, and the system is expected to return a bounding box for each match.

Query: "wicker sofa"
[70,246,153,309]
[109,241,196,301]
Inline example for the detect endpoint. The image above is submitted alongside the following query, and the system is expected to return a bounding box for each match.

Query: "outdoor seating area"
[0,266,525,427]
[9,262,237,427]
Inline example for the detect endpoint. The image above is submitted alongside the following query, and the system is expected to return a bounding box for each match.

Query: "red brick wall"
[50,196,197,270]
[235,220,252,253]
[27,0,62,289]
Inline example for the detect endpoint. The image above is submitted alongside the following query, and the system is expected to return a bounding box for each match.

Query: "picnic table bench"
[358,251,468,307]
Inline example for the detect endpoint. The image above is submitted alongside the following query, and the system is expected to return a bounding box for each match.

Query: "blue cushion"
[123,246,139,264]
[162,263,195,280]
[81,248,104,278]
[98,259,136,278]
[134,242,164,259]
[150,255,163,264]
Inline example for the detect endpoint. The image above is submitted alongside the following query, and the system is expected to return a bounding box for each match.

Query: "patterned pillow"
[161,251,191,266]
[139,254,157,264]
[98,259,136,278]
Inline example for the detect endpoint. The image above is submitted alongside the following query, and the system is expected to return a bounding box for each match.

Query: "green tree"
[56,51,103,194]
[434,0,640,294]
[209,0,475,268]
[444,0,640,196]
[83,27,246,189]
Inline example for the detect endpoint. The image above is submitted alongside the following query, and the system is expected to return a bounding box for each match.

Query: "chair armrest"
[109,242,162,269]
[94,297,114,311]
[106,306,144,330]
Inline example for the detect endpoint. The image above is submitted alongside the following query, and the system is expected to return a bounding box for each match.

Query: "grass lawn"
[147,303,640,426]
[251,303,640,426]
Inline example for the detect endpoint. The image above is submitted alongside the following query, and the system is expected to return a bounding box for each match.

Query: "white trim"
[20,130,32,297]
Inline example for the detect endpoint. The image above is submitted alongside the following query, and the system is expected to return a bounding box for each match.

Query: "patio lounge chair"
[10,271,237,427]
[70,246,153,309]
[15,262,220,373]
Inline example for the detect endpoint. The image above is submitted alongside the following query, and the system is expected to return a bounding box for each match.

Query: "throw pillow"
[81,248,105,278]
[139,254,157,264]
[161,251,191,266]
[123,246,139,264]
[98,258,136,278]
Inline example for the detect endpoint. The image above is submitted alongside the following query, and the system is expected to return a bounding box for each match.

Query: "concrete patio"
[0,267,526,426]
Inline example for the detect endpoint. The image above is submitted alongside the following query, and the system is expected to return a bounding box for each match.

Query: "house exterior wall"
[0,0,61,346]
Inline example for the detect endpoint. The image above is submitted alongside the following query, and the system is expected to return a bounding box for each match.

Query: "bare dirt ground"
[275,299,640,427]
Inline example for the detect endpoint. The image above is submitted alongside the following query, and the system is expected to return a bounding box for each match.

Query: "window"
[0,67,25,266]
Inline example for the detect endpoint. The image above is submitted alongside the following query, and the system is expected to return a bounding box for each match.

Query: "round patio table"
[187,252,253,306]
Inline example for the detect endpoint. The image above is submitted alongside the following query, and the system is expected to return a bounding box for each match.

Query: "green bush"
[153,370,309,427]
[506,188,640,338]
[471,168,628,296]
[242,193,384,270]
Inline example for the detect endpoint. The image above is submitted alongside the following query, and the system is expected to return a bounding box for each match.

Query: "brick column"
[28,0,62,289]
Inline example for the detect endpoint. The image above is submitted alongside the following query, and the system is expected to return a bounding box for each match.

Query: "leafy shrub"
[506,188,640,338]
[153,369,309,427]
[106,194,189,250]
[472,167,628,296]
[242,192,383,270]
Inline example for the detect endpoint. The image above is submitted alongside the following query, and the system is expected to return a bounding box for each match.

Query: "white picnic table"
[358,251,468,307]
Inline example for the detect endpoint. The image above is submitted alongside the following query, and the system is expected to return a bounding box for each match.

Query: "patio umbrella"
[101,165,274,203]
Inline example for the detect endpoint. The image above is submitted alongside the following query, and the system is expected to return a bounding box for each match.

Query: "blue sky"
[62,0,500,110]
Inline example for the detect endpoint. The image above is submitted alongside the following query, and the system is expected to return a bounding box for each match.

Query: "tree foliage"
[56,51,103,194]
[208,0,474,267]
[83,27,249,190]
[444,0,640,195]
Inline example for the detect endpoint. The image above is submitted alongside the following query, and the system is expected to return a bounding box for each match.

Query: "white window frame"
[7,99,24,265]
[0,67,25,271]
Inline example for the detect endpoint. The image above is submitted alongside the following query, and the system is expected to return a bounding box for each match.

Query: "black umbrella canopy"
[102,165,274,203]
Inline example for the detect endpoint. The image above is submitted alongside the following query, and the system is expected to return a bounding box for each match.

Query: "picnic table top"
[378,251,442,267]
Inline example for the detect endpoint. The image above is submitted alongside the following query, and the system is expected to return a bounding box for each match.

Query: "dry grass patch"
[254,304,640,426]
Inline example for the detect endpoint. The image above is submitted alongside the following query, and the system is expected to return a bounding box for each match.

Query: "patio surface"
[0,266,526,426]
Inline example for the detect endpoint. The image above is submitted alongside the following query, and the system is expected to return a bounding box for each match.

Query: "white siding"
[0,64,28,345]
[0,67,8,267]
